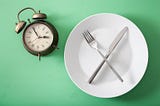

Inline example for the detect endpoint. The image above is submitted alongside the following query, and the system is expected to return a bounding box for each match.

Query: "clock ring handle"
[17,7,36,22]
[15,7,47,33]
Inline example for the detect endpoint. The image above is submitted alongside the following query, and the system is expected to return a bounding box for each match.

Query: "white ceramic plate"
[64,13,148,98]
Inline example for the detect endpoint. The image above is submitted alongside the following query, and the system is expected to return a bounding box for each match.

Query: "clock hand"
[31,37,38,43]
[31,36,49,45]
[32,27,39,38]
[39,36,49,39]
[42,36,49,38]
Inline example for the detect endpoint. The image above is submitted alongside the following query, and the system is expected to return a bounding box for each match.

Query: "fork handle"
[88,58,105,83]
[88,50,123,83]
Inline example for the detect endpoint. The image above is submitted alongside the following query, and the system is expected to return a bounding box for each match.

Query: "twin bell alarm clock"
[15,7,58,60]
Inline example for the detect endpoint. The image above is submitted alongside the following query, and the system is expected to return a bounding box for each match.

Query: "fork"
[83,30,123,83]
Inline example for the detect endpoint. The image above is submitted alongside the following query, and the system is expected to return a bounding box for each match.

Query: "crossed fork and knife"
[82,27,128,84]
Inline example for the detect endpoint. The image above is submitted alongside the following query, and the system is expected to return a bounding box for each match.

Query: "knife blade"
[107,26,128,58]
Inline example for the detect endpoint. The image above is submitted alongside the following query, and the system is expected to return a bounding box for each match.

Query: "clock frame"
[23,20,58,56]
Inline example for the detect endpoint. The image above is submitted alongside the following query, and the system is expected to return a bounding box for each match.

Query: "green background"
[0,0,160,105]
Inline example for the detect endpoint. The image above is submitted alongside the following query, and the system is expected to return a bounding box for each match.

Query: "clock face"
[23,23,54,52]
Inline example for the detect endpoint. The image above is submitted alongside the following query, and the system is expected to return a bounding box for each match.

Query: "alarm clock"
[15,7,58,60]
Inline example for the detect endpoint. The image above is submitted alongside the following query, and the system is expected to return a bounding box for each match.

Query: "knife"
[88,26,128,84]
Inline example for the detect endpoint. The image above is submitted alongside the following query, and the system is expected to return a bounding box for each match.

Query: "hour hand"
[43,36,49,38]
[39,36,49,39]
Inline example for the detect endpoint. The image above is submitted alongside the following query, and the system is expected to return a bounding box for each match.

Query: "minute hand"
[32,27,39,37]
[88,26,128,83]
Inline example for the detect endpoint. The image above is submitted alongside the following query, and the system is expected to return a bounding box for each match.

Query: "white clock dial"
[24,23,53,52]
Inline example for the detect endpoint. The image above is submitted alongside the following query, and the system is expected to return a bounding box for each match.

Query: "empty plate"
[64,13,148,98]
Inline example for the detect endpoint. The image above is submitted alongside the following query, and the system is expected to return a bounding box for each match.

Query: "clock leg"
[53,45,59,49]
[38,53,41,61]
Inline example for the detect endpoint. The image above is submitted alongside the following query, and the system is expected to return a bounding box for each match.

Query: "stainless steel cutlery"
[83,28,128,83]
[83,27,128,84]
[87,27,128,84]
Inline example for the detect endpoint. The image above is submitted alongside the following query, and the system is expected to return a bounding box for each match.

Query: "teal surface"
[0,0,160,105]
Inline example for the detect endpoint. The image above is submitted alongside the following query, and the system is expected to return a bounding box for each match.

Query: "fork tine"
[83,30,95,43]
[85,31,92,43]
[83,32,90,43]
[85,31,91,42]
[87,30,95,41]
